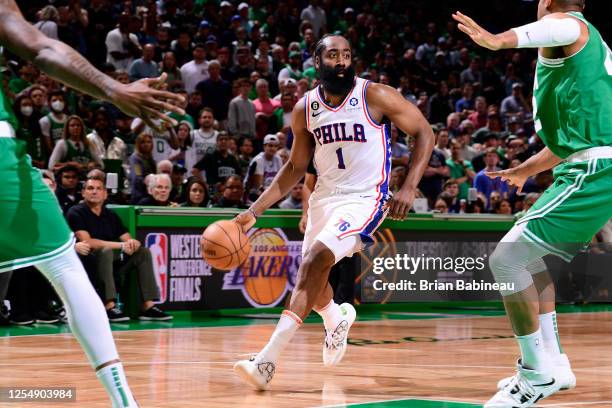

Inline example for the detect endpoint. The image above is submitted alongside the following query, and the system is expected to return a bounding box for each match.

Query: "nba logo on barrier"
[146,233,168,304]
[335,218,351,232]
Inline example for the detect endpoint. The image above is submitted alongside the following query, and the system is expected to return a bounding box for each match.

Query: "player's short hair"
[314,34,350,63]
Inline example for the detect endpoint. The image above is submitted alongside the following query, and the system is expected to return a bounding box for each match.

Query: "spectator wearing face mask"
[39,90,68,154]
[13,94,47,168]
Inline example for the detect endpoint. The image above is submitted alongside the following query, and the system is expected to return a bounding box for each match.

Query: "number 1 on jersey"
[336,148,346,169]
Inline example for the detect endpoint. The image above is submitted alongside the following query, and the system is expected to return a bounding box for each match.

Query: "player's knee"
[489,245,533,296]
[489,245,513,276]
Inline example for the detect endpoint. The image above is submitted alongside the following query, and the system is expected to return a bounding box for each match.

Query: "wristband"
[248,208,258,219]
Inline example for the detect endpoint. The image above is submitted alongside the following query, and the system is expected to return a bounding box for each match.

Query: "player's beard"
[318,63,355,97]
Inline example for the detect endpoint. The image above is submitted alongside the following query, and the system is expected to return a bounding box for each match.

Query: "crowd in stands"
[3,0,592,214]
[4,0,585,217]
[3,0,609,325]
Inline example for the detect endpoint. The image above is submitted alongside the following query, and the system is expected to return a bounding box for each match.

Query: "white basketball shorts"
[302,192,389,264]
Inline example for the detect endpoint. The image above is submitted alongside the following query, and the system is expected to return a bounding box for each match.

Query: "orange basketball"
[200,220,251,270]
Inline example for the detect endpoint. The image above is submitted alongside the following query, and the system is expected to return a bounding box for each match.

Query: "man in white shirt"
[245,134,283,201]
[180,43,209,93]
[105,13,142,71]
[188,107,219,172]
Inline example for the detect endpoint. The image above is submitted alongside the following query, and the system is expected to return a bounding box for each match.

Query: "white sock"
[257,310,301,363]
[516,328,551,372]
[36,250,136,406]
[539,311,563,357]
[314,299,343,332]
[96,362,138,408]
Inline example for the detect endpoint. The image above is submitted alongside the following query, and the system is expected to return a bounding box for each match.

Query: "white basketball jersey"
[305,77,391,197]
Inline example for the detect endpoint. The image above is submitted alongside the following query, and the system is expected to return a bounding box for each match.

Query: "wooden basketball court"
[1,307,611,407]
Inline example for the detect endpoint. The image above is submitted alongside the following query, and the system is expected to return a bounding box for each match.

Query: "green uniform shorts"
[0,138,73,272]
[517,158,612,261]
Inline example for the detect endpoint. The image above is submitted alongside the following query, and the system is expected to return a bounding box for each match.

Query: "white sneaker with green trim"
[322,303,356,367]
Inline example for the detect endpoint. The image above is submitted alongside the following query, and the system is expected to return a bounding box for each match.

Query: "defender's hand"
[486,167,529,193]
[111,73,185,131]
[452,11,503,51]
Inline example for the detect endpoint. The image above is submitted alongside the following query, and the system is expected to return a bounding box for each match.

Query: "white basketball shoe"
[497,353,576,391]
[233,355,276,391]
[323,303,356,367]
[485,359,562,408]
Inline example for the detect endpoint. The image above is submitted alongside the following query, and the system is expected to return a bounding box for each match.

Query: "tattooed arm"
[0,0,183,128]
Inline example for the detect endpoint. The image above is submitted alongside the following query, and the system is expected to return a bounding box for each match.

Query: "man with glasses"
[213,175,248,208]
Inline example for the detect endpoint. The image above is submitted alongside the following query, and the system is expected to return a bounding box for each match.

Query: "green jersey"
[65,139,92,165]
[0,69,19,131]
[533,12,612,158]
[41,113,68,144]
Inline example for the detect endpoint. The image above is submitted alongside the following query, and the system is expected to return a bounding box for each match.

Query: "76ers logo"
[335,218,351,232]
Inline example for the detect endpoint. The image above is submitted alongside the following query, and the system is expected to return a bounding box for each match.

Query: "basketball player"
[0,1,184,406]
[454,1,611,406]
[233,34,435,390]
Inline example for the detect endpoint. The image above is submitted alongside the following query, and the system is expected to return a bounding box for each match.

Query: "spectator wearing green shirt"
[273,92,297,133]
[277,51,303,89]
[446,139,475,200]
